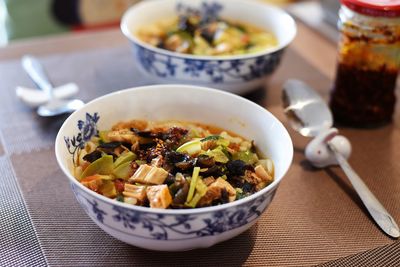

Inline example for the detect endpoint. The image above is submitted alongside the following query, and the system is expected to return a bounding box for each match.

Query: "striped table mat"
[0,45,399,266]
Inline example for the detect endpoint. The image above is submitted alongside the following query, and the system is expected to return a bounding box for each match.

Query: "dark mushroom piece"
[97,141,131,158]
[165,151,190,163]
[220,188,229,204]
[175,159,196,171]
[82,150,102,163]
[226,160,247,176]
[164,31,193,53]
[198,21,227,45]
[131,128,165,139]
[197,154,215,168]
[165,151,196,171]
[242,182,254,194]
[131,128,153,138]
[98,141,127,149]
[164,173,175,185]
[138,142,157,150]
[172,182,189,207]
[178,15,197,35]
[201,165,224,177]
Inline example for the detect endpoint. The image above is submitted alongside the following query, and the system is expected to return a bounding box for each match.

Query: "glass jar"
[330,0,400,127]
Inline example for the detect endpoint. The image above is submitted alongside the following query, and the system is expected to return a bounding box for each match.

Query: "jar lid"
[341,0,400,17]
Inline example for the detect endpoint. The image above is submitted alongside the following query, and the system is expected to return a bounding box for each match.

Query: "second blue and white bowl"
[121,0,296,94]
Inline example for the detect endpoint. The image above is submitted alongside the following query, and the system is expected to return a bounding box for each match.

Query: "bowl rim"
[55,84,293,215]
[120,0,297,61]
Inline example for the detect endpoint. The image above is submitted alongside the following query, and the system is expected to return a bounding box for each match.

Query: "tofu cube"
[146,185,172,209]
[198,177,236,206]
[254,164,273,183]
[123,184,147,202]
[129,164,168,185]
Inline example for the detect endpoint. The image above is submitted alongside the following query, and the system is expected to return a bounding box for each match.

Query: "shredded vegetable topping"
[73,120,274,209]
[136,5,277,56]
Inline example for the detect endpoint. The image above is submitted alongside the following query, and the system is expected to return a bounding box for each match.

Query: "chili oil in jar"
[330,0,400,127]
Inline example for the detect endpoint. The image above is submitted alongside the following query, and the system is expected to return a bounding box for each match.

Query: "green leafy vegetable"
[201,135,229,147]
[235,188,246,200]
[232,150,258,165]
[200,135,220,141]
[186,167,200,202]
[100,180,117,198]
[116,195,124,202]
[113,161,134,180]
[80,155,114,180]
[204,148,229,163]
[176,139,202,155]
[113,151,136,168]
[99,131,110,142]
[185,179,208,208]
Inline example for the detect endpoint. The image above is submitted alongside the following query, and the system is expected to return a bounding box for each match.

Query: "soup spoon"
[22,55,84,117]
[282,79,399,238]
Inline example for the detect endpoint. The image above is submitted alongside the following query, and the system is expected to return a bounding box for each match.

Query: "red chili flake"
[114,179,125,193]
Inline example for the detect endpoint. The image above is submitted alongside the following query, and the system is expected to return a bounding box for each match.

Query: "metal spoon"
[22,55,84,117]
[282,79,400,238]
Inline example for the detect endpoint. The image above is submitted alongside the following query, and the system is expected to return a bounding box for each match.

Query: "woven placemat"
[321,241,400,267]
[0,46,399,266]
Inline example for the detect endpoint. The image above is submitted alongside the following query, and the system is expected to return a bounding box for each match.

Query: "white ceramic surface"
[305,128,351,168]
[16,83,79,108]
[121,0,296,94]
[55,84,293,251]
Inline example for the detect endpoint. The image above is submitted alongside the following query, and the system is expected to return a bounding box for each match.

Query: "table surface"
[0,7,400,267]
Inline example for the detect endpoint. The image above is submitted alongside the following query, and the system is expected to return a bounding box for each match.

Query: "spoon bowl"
[37,99,85,117]
[283,79,332,137]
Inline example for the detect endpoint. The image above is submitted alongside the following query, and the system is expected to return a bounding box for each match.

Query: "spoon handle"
[328,142,400,238]
[21,55,53,97]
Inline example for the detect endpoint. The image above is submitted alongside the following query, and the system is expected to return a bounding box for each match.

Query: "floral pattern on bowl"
[72,181,275,241]
[135,44,283,84]
[64,112,100,164]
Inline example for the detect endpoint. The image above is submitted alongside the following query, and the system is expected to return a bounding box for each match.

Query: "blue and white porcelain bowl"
[55,84,293,251]
[121,0,296,95]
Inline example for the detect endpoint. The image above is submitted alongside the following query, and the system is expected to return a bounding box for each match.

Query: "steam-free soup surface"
[136,13,278,56]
